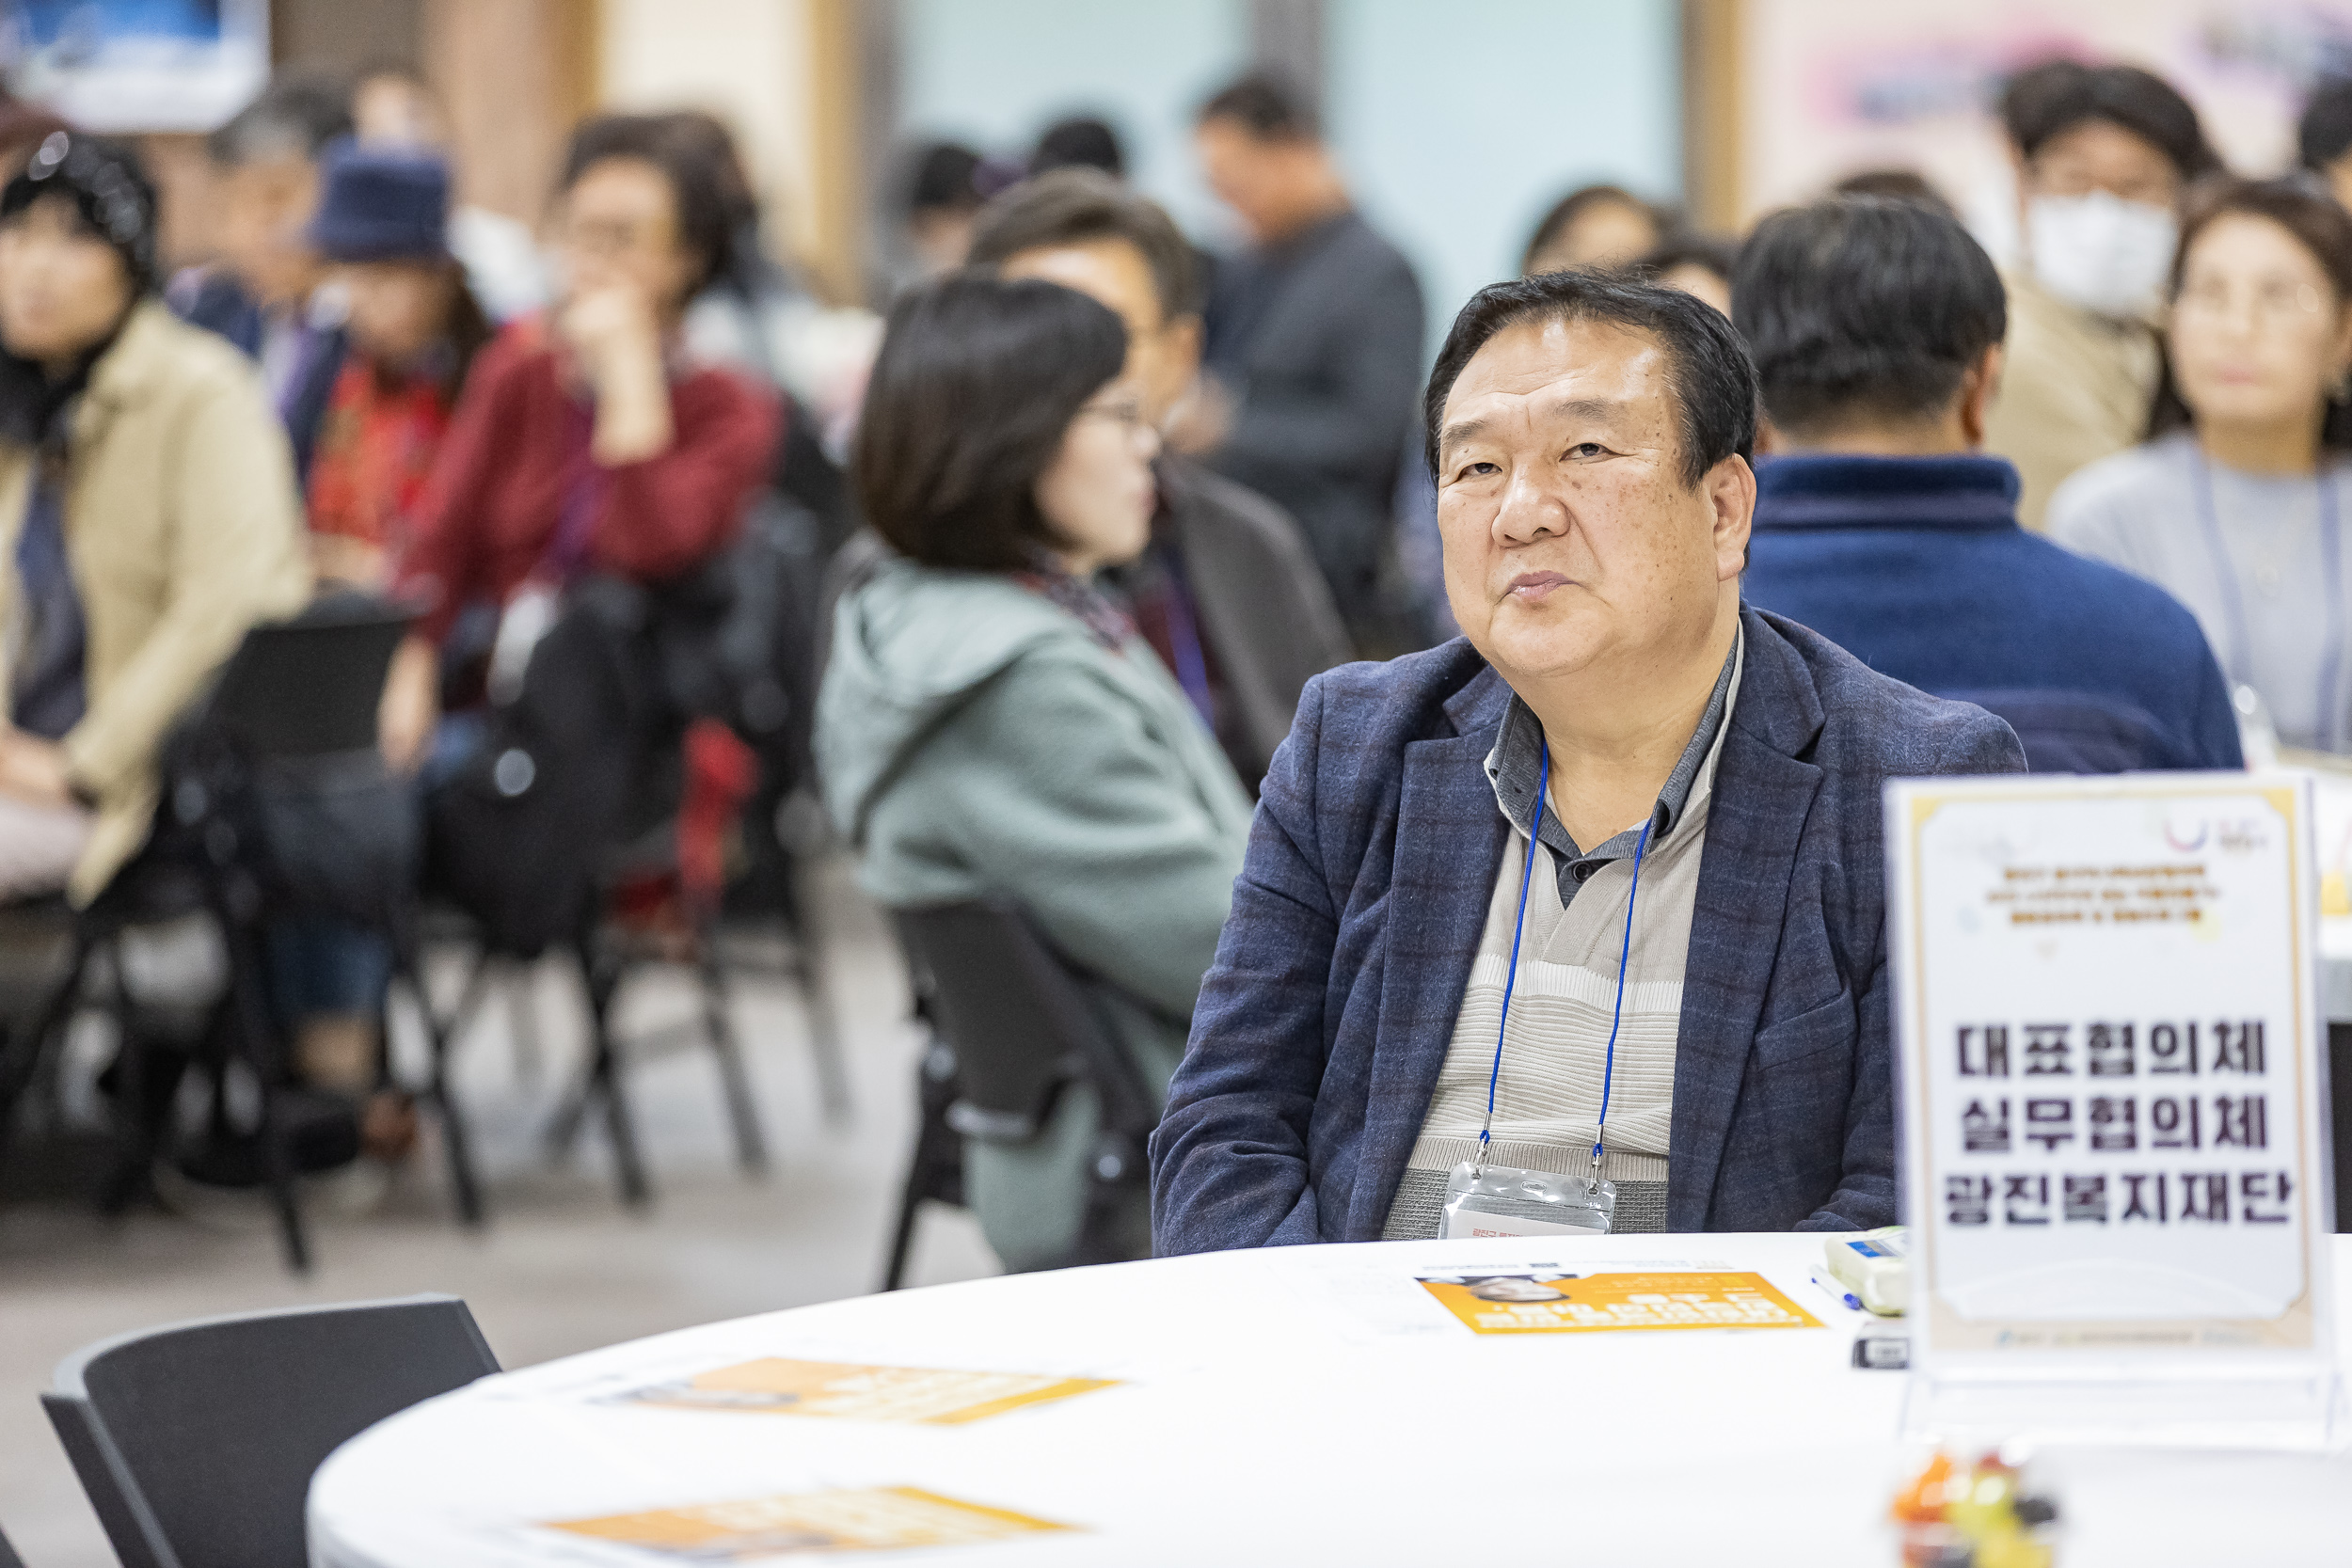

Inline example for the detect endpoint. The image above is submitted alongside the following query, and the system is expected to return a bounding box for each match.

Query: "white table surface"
[309,1233,2352,1568]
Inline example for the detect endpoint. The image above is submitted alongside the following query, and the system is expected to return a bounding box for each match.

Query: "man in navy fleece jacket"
[1735,195,2240,773]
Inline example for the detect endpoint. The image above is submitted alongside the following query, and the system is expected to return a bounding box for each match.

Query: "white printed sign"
[1886,775,2334,1387]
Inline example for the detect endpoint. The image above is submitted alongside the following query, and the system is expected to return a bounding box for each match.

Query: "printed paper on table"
[612,1357,1116,1425]
[1417,1270,1820,1334]
[538,1486,1074,1560]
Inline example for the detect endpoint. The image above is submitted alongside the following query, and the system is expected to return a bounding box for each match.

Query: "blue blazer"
[1150,607,2026,1251]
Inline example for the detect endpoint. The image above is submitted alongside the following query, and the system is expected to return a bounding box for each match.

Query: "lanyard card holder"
[1440,1159,1615,1239]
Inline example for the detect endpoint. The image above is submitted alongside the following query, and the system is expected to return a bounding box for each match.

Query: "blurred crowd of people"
[0,66,862,1198]
[4,47,2352,1263]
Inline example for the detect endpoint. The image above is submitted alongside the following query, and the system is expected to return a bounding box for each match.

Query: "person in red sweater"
[380,114,779,768]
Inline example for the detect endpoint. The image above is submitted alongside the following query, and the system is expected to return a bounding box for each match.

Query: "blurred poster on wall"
[1,0,268,133]
[1738,0,2352,258]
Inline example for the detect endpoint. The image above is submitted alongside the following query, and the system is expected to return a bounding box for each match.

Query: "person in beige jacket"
[0,134,309,906]
[1980,60,2217,531]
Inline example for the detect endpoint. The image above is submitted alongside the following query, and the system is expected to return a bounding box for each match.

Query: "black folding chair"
[0,598,477,1269]
[186,595,483,1233]
[43,1293,499,1568]
[883,899,1159,1285]
[0,868,208,1225]
[424,578,788,1209]
[491,832,777,1207]
[880,999,964,1291]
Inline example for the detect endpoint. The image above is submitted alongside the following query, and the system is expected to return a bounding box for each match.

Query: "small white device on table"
[1886,771,2340,1448]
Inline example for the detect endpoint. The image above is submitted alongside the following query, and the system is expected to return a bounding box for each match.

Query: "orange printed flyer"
[1417,1270,1822,1335]
[612,1357,1117,1425]
[543,1485,1075,1560]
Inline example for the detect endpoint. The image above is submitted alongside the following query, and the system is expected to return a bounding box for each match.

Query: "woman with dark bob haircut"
[818,274,1250,1269]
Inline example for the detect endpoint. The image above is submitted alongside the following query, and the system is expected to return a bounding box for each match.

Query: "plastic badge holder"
[1441,1159,1615,1239]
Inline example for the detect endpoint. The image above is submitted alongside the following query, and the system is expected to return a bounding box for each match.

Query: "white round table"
[310,1234,2352,1567]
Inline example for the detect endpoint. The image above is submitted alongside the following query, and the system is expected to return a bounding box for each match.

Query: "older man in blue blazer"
[1151,270,2026,1250]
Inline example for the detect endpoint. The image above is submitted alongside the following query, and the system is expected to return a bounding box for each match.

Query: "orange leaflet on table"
[1419,1271,1822,1335]
[613,1358,1117,1425]
[542,1485,1075,1560]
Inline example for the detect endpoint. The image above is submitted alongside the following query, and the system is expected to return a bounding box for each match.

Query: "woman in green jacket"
[818,275,1252,1270]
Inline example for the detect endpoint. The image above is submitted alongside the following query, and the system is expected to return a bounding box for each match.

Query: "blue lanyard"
[1475,746,1654,1173]
[2190,447,2346,752]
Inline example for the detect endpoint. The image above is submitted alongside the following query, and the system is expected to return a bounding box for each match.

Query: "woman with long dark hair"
[818,274,1250,1270]
[2051,177,2352,754]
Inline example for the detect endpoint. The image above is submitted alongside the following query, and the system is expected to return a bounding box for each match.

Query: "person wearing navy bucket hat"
[261,140,495,1181]
[301,139,491,589]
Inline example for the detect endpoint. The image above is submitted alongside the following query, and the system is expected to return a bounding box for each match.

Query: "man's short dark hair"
[966,167,1201,321]
[561,113,737,296]
[1829,167,1956,216]
[1197,71,1316,142]
[208,71,353,166]
[1031,116,1125,180]
[853,273,1128,572]
[1424,270,1756,488]
[2300,76,2352,171]
[1999,59,2217,182]
[905,140,984,216]
[1733,197,2007,439]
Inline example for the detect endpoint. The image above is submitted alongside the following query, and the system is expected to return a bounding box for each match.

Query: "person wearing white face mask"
[1981,59,2219,531]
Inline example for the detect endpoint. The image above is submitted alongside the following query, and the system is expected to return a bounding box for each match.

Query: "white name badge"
[1439,1160,1614,1239]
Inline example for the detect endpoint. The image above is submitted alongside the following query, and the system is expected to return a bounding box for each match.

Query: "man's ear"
[1707,452,1756,582]
[1959,343,2005,449]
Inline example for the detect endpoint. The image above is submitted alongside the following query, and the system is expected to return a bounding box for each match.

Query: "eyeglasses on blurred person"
[818,273,1252,1272]
[0,133,308,908]
[1189,71,1424,653]
[1980,58,2220,531]
[966,167,1348,792]
[2049,178,2352,759]
[1736,195,2239,776]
